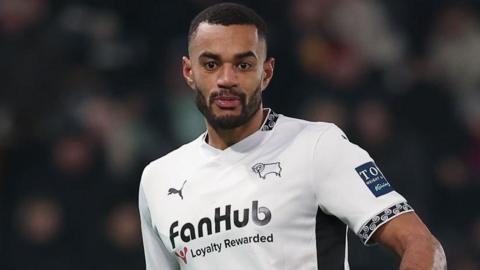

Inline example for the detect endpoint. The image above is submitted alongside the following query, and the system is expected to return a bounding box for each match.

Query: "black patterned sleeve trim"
[357,202,414,245]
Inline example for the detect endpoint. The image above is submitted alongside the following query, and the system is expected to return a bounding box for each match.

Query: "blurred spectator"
[428,4,480,97]
[0,0,49,34]
[300,96,348,130]
[288,0,334,33]
[433,154,479,231]
[16,197,63,246]
[0,0,72,144]
[87,201,144,270]
[471,217,480,260]
[10,196,71,269]
[328,0,405,68]
[57,5,146,72]
[105,202,142,251]
[427,3,480,145]
[74,94,167,180]
[463,97,480,174]
[161,37,205,143]
[289,0,405,92]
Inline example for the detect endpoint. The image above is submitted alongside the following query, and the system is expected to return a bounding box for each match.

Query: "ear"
[261,57,275,91]
[182,56,196,90]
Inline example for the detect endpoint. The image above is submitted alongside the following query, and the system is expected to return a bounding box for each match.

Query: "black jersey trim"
[357,202,413,245]
[261,109,279,131]
[315,208,348,269]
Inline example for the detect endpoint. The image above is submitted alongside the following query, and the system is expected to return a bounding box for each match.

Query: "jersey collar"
[198,108,280,159]
[260,108,279,131]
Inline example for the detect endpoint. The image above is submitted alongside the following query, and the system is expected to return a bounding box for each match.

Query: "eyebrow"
[198,51,258,61]
[234,51,257,60]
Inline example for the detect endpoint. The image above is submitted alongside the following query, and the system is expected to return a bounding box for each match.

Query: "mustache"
[209,88,245,100]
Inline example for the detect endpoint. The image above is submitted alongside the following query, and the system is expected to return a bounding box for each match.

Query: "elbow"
[431,236,447,270]
[401,233,447,270]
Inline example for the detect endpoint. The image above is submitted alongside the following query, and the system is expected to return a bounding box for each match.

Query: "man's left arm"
[373,212,447,270]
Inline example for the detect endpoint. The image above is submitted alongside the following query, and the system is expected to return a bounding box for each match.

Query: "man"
[139,3,446,269]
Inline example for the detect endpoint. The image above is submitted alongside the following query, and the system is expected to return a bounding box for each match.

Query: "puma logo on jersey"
[168,180,187,200]
[252,162,282,179]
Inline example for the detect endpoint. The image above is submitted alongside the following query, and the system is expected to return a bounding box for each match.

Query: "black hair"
[188,2,268,46]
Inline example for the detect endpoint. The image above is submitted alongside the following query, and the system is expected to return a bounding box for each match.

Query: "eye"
[237,62,252,71]
[204,61,218,71]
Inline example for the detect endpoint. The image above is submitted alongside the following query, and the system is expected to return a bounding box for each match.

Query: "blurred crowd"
[1,0,479,269]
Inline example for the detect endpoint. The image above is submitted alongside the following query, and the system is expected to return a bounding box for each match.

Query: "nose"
[217,64,238,89]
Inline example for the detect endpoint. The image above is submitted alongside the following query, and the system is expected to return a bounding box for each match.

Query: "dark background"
[1,0,479,269]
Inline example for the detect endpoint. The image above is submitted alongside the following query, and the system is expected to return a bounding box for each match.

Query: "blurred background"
[1,0,479,269]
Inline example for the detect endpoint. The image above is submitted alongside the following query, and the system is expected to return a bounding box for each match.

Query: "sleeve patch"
[355,161,393,197]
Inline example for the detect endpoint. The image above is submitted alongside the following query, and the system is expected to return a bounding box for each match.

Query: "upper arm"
[312,125,413,244]
[139,179,180,270]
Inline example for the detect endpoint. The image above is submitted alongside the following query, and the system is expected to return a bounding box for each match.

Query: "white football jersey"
[139,109,413,270]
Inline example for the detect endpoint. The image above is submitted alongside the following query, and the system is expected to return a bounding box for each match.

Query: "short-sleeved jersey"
[139,109,413,270]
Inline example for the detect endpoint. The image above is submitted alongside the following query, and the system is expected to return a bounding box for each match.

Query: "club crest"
[252,162,282,179]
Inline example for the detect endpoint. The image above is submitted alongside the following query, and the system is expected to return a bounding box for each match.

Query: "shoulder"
[275,115,359,166]
[140,135,203,188]
[276,115,344,142]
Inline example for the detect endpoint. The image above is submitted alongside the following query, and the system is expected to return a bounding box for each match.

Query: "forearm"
[399,235,447,270]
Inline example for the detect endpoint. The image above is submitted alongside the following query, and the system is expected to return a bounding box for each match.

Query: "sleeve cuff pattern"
[357,202,413,245]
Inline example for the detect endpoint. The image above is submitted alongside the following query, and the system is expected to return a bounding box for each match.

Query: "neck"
[206,106,266,150]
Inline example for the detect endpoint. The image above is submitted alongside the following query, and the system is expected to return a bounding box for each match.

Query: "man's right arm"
[373,212,447,270]
[139,183,180,270]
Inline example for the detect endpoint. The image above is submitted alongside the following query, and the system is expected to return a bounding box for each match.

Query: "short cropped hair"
[188,3,268,46]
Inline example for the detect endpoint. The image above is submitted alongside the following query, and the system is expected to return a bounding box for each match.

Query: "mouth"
[212,95,241,109]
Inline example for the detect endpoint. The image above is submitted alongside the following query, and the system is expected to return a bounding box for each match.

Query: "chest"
[148,145,319,257]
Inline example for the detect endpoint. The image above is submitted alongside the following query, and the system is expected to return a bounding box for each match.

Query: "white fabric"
[139,111,410,270]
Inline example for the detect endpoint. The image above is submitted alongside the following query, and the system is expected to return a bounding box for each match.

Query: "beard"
[195,84,262,130]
